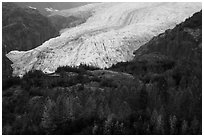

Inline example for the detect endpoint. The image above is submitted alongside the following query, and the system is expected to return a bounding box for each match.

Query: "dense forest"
[2,11,202,135]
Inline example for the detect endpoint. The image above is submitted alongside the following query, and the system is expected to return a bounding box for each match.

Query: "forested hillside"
[110,10,202,134]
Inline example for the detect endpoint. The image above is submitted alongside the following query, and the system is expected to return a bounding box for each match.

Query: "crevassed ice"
[6,2,202,76]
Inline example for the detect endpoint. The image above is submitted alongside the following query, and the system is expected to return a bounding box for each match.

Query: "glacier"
[6,2,202,77]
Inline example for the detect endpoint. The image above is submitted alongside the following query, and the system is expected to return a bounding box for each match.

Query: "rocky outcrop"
[6,2,201,77]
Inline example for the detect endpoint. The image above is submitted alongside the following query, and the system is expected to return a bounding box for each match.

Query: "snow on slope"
[28,6,37,10]
[6,2,201,77]
[45,7,59,12]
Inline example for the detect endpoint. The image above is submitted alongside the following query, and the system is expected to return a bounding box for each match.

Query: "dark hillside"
[2,2,59,79]
[109,10,202,134]
[133,11,201,62]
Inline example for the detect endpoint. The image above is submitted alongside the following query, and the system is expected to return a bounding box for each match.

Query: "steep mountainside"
[110,10,202,76]
[6,2,201,77]
[133,11,202,62]
[109,11,202,132]
[14,2,93,16]
[2,3,58,78]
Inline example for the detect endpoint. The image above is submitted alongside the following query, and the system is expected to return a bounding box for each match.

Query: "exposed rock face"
[6,2,201,77]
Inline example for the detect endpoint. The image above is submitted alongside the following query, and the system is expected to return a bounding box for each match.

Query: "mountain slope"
[110,10,202,92]
[2,2,58,78]
[6,2,201,77]
[14,2,92,16]
[133,11,202,62]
